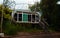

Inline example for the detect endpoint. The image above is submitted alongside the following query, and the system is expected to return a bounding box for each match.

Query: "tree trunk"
[0,6,3,33]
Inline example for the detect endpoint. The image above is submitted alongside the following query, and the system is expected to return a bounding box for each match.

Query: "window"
[19,14,22,21]
[28,15,31,22]
[23,13,28,22]
[14,13,22,22]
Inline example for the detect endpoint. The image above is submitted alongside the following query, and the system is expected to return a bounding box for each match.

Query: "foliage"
[40,0,60,31]
[0,5,12,20]
[3,20,18,35]
[29,0,60,31]
[2,21,42,35]
[0,5,3,18]
[29,2,41,12]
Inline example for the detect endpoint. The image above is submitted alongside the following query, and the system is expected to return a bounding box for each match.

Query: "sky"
[0,0,3,4]
[13,0,41,9]
[1,0,60,10]
[57,1,60,4]
[0,0,41,9]
[0,0,41,4]
[14,0,40,4]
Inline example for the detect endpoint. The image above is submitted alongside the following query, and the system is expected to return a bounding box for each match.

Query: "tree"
[0,5,12,20]
[30,0,60,31]
[0,4,12,32]
[40,0,60,31]
[29,2,41,12]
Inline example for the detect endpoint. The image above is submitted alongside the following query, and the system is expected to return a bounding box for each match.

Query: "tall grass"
[2,20,42,35]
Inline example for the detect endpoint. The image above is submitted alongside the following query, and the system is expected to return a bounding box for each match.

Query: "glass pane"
[19,14,22,21]
[28,15,31,22]
[23,13,28,22]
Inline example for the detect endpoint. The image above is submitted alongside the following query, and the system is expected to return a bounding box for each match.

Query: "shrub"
[3,20,18,35]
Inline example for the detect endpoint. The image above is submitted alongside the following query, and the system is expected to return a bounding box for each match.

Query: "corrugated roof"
[15,9,32,12]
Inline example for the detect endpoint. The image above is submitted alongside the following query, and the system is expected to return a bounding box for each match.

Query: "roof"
[15,9,32,12]
[14,9,39,14]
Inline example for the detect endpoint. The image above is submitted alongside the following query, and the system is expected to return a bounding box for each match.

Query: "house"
[12,9,41,23]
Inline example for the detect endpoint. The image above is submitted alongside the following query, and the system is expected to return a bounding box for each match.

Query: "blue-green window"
[23,13,28,22]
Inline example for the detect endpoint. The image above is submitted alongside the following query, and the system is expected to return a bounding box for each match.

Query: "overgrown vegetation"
[3,20,42,35]
[30,0,60,31]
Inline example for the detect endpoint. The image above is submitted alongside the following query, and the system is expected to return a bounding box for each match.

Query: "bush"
[2,20,42,35]
[3,20,18,35]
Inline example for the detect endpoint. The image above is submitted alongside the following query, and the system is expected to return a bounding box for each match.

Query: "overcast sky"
[0,0,41,9]
[0,0,41,4]
[14,0,41,9]
[0,0,3,4]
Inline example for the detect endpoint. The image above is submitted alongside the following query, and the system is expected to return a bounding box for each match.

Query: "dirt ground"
[11,32,60,38]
